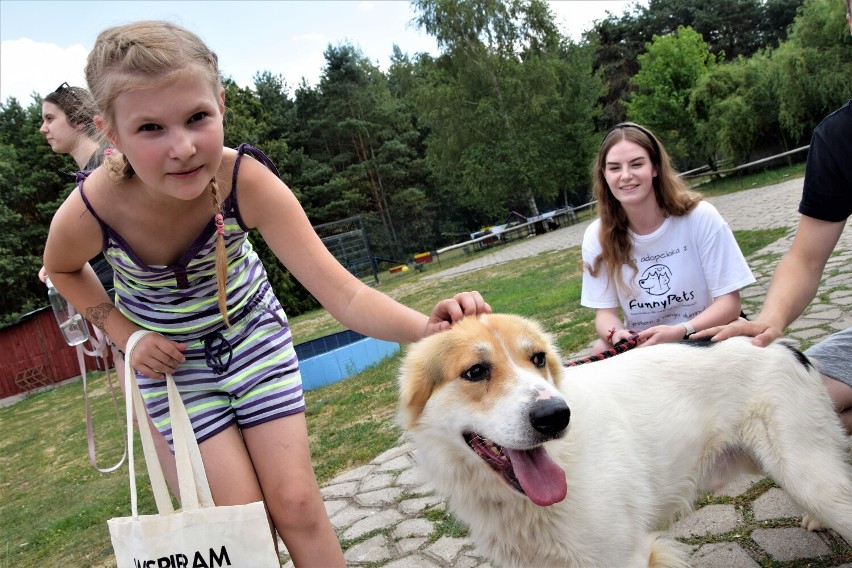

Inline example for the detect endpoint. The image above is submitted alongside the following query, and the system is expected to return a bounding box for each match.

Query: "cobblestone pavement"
[292,179,852,567]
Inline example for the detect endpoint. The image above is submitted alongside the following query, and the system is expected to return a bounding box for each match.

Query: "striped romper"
[79,144,306,447]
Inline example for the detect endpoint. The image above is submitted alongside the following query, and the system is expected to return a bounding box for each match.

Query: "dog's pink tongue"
[505,446,567,506]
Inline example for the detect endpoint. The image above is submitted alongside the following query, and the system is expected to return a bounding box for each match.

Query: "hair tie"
[214,213,225,235]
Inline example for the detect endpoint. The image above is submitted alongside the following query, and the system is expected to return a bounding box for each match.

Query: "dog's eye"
[462,364,491,382]
[531,352,547,368]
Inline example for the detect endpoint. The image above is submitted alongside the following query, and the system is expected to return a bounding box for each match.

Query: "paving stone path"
[286,179,852,567]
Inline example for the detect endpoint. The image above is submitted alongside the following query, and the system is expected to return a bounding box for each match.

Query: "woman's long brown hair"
[585,123,702,295]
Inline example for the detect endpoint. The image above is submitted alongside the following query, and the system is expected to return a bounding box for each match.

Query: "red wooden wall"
[0,307,108,400]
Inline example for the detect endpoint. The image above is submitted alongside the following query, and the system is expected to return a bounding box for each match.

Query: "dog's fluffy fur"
[397,314,852,568]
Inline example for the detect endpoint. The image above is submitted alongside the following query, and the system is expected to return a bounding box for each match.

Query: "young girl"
[581,122,754,352]
[43,21,489,566]
[39,82,181,499]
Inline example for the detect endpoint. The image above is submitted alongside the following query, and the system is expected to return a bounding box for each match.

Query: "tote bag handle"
[124,330,215,519]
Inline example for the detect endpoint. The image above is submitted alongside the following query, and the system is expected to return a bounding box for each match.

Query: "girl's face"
[603,139,658,209]
[40,101,82,155]
[105,73,225,201]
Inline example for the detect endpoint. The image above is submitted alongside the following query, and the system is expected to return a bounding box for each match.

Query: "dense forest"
[1,0,850,325]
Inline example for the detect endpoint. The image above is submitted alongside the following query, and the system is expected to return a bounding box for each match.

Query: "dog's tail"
[648,534,691,568]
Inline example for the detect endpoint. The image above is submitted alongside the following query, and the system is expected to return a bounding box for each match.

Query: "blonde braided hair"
[209,177,230,326]
[104,151,135,180]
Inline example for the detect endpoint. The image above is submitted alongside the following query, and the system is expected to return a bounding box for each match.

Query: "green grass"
[0,170,802,567]
[734,227,789,257]
[0,375,159,568]
[305,356,402,483]
[690,162,806,196]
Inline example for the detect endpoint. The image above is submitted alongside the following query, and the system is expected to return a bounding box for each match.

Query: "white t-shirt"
[580,201,756,331]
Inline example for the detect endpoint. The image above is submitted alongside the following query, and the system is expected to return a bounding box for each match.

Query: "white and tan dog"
[397,314,852,568]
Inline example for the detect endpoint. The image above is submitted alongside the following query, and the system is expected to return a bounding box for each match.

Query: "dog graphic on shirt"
[638,264,672,296]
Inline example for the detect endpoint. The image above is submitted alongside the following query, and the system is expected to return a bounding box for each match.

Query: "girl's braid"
[209,177,230,327]
[105,152,135,181]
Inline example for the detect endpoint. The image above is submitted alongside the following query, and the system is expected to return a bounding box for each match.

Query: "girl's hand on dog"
[637,324,685,347]
[426,291,492,334]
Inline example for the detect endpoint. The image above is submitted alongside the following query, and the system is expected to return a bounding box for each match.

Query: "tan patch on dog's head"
[397,313,562,429]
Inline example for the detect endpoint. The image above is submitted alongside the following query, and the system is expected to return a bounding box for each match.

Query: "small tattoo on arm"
[86,303,114,332]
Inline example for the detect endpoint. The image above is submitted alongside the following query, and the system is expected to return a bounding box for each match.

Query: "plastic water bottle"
[45,276,89,346]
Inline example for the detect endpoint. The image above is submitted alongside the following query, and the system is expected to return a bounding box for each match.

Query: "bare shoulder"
[45,180,105,270]
[54,171,104,231]
[231,151,299,229]
[232,148,282,187]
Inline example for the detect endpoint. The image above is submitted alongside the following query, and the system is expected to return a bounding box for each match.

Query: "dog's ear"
[397,333,456,429]
[398,340,433,429]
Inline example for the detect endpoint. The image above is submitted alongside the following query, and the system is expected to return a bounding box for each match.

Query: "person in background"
[697,0,852,434]
[40,83,113,289]
[581,122,755,353]
[39,81,181,501]
[43,21,490,566]
[41,82,103,171]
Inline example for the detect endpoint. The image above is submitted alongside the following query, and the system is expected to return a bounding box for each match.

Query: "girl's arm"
[637,290,742,346]
[594,307,630,345]
[638,204,750,346]
[237,158,489,343]
[43,185,185,375]
[43,186,118,331]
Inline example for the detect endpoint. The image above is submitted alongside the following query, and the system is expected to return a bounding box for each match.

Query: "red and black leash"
[563,335,640,367]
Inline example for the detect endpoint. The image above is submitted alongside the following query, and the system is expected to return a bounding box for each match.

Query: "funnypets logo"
[133,546,231,568]
[628,290,696,311]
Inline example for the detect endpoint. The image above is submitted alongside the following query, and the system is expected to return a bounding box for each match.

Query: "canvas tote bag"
[108,330,280,568]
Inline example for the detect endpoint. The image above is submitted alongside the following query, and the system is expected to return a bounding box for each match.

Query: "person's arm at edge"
[696,215,845,346]
[42,184,146,352]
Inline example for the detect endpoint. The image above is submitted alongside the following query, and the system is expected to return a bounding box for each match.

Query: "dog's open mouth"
[464,432,567,506]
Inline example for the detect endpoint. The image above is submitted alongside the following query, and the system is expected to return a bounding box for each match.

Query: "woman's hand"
[692,320,782,347]
[609,329,636,346]
[128,332,186,378]
[636,324,687,347]
[426,291,492,334]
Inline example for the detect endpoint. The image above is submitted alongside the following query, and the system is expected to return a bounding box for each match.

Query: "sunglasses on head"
[53,82,81,101]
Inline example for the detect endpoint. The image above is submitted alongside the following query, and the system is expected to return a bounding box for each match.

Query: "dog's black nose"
[530,398,571,436]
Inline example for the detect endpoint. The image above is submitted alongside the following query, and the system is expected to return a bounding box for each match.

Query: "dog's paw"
[802,513,827,532]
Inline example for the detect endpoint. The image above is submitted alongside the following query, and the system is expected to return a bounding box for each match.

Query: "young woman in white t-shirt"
[581,123,755,352]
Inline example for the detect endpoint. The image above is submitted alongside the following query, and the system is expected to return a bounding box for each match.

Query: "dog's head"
[397,313,569,506]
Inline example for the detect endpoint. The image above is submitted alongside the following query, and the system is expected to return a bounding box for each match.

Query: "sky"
[0,0,638,105]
